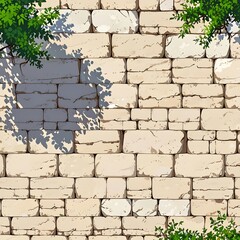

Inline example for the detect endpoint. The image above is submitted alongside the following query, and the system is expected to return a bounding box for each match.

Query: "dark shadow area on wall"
[0,11,112,153]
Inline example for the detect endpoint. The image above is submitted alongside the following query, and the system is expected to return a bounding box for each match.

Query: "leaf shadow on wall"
[0,11,112,153]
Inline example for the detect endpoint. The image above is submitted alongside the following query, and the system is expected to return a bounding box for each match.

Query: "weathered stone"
[187,141,209,154]
[139,0,159,10]
[101,199,131,216]
[101,0,138,10]
[123,130,184,154]
[187,130,215,140]
[16,84,57,94]
[92,10,138,33]
[107,178,126,198]
[175,154,224,177]
[210,140,237,154]
[93,217,121,235]
[131,109,151,120]
[132,200,157,216]
[44,109,67,122]
[228,200,240,216]
[127,177,151,199]
[151,109,168,121]
[61,0,100,9]
[159,200,190,216]
[160,0,173,10]
[0,217,10,234]
[230,34,240,58]
[225,154,240,177]
[40,200,64,217]
[217,131,237,140]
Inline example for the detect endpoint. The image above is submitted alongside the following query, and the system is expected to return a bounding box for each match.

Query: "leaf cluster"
[0,0,60,68]
[155,212,240,240]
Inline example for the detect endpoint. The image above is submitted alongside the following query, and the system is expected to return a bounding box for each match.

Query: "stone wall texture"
[1,0,240,239]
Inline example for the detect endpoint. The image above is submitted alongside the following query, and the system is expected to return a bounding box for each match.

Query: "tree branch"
[0,45,9,52]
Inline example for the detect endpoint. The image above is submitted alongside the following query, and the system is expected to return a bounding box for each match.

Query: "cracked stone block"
[139,84,181,108]
[112,34,165,58]
[172,59,213,84]
[225,84,240,108]
[159,200,190,216]
[123,130,184,154]
[75,130,121,153]
[187,131,215,141]
[57,217,92,236]
[225,154,240,177]
[132,199,157,216]
[92,10,138,33]
[138,121,167,130]
[0,217,10,234]
[182,84,224,108]
[0,178,29,198]
[152,178,191,199]
[30,178,74,199]
[175,154,224,177]
[16,84,57,94]
[210,140,237,154]
[93,217,121,235]
[81,58,126,84]
[59,154,94,177]
[127,177,151,199]
[160,0,173,10]
[40,200,64,217]
[201,109,240,130]
[193,178,234,199]
[101,0,138,9]
[61,0,100,9]
[107,178,126,198]
[139,0,159,10]
[122,217,166,235]
[2,199,39,217]
[101,199,131,216]
[76,178,107,198]
[166,35,205,58]
[191,200,227,216]
[6,154,57,177]
[66,199,101,216]
[12,217,55,235]
[95,154,136,177]
[101,109,130,121]
[127,59,171,84]
[228,200,240,216]
[137,154,173,177]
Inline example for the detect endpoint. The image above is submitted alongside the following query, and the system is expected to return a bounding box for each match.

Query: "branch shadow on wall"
[0,11,112,153]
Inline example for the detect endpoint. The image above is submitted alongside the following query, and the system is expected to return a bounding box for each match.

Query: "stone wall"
[0,0,240,239]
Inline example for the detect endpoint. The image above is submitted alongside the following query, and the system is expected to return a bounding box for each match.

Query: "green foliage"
[0,0,60,68]
[155,211,240,240]
[172,0,240,48]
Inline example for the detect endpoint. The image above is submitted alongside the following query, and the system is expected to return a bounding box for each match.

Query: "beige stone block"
[137,154,173,177]
[75,131,121,153]
[166,35,205,58]
[45,33,110,58]
[139,26,158,34]
[59,154,94,177]
[193,178,234,199]
[0,131,27,153]
[97,84,138,108]
[57,217,92,235]
[139,84,181,108]
[131,109,151,120]
[61,0,100,9]
[101,109,130,121]
[159,200,190,216]
[0,178,28,198]
[95,154,135,177]
[225,97,240,108]
[140,12,181,34]
[160,0,174,10]
[225,154,240,177]
[132,199,158,216]
[172,59,213,84]
[201,109,240,130]
[100,120,137,130]
[81,58,126,84]
[6,154,57,177]
[66,199,100,216]
[112,34,165,58]
[32,237,67,240]
[12,217,55,235]
[107,178,126,198]
[122,217,166,235]
[168,122,200,131]
[139,0,159,10]
[101,199,131,216]
[214,59,240,84]
[0,236,30,240]
[191,200,227,216]
[0,217,10,234]
[0,154,4,176]
[40,200,64,217]
[175,154,224,177]
[123,130,184,154]
[30,178,74,199]
[174,0,184,10]
[69,237,87,240]
[38,0,60,8]
[187,130,215,140]
[235,178,240,199]
[90,237,126,240]
[230,35,240,58]
[210,140,237,154]
[92,10,138,33]
[153,178,191,199]
[217,131,237,140]
[101,0,138,10]
[187,141,209,154]
[206,34,230,58]
[93,217,121,235]
[226,84,240,98]
[138,121,167,130]
[76,178,106,198]
[151,109,168,121]
[169,109,200,122]
[127,177,151,199]
[228,200,240,216]
[168,217,204,232]
[2,199,38,217]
